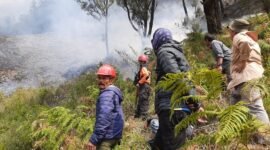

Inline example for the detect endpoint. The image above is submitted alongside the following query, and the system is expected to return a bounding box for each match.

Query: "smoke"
[0,0,200,93]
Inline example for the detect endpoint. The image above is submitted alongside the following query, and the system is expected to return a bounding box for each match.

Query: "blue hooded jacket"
[90,85,124,145]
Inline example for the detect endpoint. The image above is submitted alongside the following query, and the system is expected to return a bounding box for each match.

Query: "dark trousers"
[153,109,187,150]
[222,60,232,83]
[135,84,151,119]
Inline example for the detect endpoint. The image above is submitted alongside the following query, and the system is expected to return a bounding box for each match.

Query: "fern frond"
[243,78,269,99]
[170,83,192,102]
[192,69,223,100]
[77,119,94,140]
[215,102,251,144]
[31,106,94,149]
[171,95,206,110]
[174,111,207,135]
[237,117,264,146]
[156,73,188,92]
[157,68,224,105]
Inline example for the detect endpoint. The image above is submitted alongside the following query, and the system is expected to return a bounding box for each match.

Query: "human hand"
[198,107,204,112]
[197,118,208,124]
[85,142,96,150]
[197,107,208,124]
[216,65,222,72]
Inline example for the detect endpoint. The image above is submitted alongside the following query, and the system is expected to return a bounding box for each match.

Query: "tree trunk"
[203,0,222,34]
[105,16,109,57]
[143,1,148,37]
[219,0,224,17]
[105,0,109,57]
[143,19,147,37]
[147,0,155,36]
[262,0,270,13]
[182,0,189,17]
[123,0,139,32]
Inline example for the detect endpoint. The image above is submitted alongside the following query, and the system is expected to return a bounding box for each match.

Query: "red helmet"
[96,64,116,78]
[138,54,148,62]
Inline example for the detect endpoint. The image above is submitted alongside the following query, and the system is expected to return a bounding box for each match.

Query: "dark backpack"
[133,71,140,85]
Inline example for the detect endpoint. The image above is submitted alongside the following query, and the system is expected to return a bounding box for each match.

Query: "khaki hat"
[228,19,250,32]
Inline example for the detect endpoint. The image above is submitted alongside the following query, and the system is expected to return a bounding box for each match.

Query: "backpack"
[133,71,140,85]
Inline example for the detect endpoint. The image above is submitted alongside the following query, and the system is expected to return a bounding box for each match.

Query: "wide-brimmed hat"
[228,19,250,32]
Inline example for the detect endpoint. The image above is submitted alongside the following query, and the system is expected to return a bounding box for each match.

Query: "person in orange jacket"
[134,54,151,120]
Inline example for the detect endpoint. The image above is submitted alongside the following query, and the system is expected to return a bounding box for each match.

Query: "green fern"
[258,40,270,75]
[214,102,251,144]
[242,77,269,99]
[191,68,223,100]
[174,110,220,136]
[31,106,94,149]
[156,67,269,147]
[157,68,223,107]
[175,111,206,135]
[170,95,206,111]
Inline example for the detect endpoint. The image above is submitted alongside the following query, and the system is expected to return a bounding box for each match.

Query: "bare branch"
[123,0,139,32]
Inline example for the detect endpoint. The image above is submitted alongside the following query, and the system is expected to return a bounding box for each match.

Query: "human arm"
[216,57,223,72]
[211,41,224,71]
[187,101,208,124]
[234,41,251,73]
[196,107,208,124]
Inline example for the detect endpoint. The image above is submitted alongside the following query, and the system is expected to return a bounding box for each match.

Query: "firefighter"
[134,54,151,120]
[86,64,124,150]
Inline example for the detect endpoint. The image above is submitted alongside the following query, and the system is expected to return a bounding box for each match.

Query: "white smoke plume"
[0,0,198,93]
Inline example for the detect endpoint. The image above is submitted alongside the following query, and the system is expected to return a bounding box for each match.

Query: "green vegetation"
[0,71,141,149]
[0,14,270,150]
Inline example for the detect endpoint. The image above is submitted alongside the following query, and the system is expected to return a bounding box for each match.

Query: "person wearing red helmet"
[86,64,124,150]
[134,54,151,120]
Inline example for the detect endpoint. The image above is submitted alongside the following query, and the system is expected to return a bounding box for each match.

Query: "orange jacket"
[138,67,151,85]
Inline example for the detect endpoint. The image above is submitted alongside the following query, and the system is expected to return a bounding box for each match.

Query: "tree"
[202,0,222,34]
[219,0,224,16]
[117,0,156,37]
[261,0,270,13]
[76,0,114,56]
[182,0,189,18]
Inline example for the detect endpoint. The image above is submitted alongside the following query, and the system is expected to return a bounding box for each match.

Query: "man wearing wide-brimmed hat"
[228,19,270,144]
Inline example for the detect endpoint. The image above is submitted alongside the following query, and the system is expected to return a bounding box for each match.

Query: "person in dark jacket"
[151,28,201,150]
[86,64,124,150]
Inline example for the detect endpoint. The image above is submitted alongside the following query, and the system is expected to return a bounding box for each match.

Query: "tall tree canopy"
[76,0,114,56]
[76,0,114,19]
[117,0,156,37]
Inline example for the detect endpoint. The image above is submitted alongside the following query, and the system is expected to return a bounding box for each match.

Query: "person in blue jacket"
[86,64,124,150]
